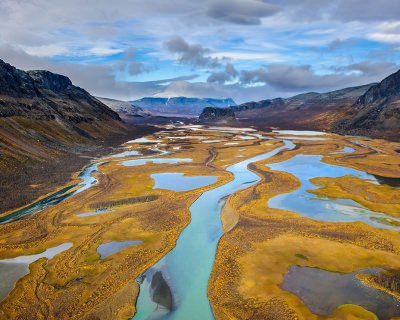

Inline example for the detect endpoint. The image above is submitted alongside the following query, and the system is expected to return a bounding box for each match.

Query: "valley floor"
[0,125,399,320]
[0,124,158,214]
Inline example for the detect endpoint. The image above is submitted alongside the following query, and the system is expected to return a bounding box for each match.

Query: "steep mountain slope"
[235,84,374,131]
[0,59,128,212]
[131,97,236,116]
[333,69,400,139]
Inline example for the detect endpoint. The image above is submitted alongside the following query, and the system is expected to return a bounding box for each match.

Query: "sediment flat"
[0,126,399,320]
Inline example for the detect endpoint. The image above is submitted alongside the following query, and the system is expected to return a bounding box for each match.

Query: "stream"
[1,128,399,319]
[0,163,100,224]
[133,141,295,319]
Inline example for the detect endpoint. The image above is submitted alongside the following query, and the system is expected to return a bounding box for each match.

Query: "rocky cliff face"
[198,107,235,123]
[0,59,128,213]
[27,70,72,92]
[333,70,400,139]
[0,60,121,123]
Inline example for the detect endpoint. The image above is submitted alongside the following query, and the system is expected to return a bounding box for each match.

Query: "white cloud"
[0,1,399,102]
[86,46,124,56]
[23,44,69,57]
[367,21,400,43]
[368,33,400,44]
[210,51,285,62]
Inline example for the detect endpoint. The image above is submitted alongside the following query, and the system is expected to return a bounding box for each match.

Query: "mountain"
[0,59,127,212]
[96,97,151,119]
[199,107,236,123]
[234,84,375,131]
[0,66,121,123]
[130,97,236,116]
[333,69,400,139]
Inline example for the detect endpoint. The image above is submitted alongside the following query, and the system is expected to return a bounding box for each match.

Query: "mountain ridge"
[0,59,129,212]
[130,96,236,116]
[333,69,400,139]
[0,60,121,123]
[232,82,399,138]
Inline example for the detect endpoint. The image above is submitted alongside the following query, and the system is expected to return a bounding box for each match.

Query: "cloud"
[206,0,280,25]
[165,36,221,68]
[0,44,198,100]
[268,0,400,23]
[23,44,69,57]
[241,64,339,91]
[210,51,285,62]
[240,63,398,92]
[207,63,238,83]
[0,0,399,104]
[332,1,400,22]
[114,47,148,76]
[342,61,399,77]
[367,22,400,44]
[327,38,357,50]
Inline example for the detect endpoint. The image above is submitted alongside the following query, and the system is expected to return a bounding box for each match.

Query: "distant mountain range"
[232,84,373,130]
[230,69,400,140]
[1,57,399,212]
[130,97,236,116]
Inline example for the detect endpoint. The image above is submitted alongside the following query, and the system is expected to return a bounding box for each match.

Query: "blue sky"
[0,0,399,103]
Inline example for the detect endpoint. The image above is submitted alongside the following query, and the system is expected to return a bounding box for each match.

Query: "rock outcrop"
[198,107,236,123]
[0,60,121,123]
[333,69,400,139]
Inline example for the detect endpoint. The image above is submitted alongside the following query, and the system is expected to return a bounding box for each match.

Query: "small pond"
[151,173,217,192]
[76,209,112,217]
[127,138,162,143]
[0,243,72,301]
[109,150,141,158]
[267,154,400,230]
[97,240,142,259]
[122,158,192,167]
[281,266,400,320]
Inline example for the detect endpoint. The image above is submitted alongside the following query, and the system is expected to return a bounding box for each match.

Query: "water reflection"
[281,266,400,320]
[151,173,217,192]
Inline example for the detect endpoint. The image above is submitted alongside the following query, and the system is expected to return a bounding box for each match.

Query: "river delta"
[0,125,399,320]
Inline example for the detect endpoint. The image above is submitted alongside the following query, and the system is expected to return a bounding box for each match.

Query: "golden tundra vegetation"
[0,126,399,320]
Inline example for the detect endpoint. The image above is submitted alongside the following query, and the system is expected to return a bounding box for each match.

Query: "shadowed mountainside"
[234,84,374,132]
[333,69,400,140]
[0,59,132,213]
[234,69,400,140]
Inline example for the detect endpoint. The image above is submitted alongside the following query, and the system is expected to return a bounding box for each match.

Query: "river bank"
[0,124,158,215]
[0,126,399,319]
